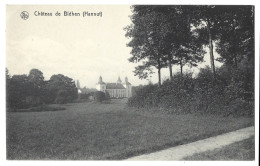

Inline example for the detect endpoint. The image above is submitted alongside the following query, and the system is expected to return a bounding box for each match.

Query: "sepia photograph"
[3,3,258,163]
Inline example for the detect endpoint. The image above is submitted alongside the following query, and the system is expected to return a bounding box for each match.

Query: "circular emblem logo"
[20,11,29,20]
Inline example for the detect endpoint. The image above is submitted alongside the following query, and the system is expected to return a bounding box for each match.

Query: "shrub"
[128,73,195,113]
[128,84,158,108]
[93,91,106,103]
[105,91,111,100]
[127,67,254,117]
[79,93,90,99]
[25,96,44,107]
[55,97,67,104]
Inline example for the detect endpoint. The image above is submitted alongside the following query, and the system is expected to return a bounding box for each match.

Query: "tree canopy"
[6,69,78,109]
[125,5,254,84]
[125,6,206,85]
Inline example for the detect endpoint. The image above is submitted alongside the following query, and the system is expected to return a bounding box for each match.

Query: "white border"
[1,0,259,166]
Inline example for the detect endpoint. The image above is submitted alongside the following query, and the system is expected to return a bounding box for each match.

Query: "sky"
[6,5,222,88]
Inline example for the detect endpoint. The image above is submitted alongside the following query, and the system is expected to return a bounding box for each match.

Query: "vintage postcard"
[4,3,258,165]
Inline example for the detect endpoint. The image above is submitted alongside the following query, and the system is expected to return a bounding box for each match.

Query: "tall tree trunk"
[168,55,173,81]
[207,19,216,80]
[180,57,183,76]
[158,67,161,87]
[157,57,162,87]
[180,64,183,76]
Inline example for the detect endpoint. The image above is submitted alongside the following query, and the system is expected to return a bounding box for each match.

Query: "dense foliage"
[6,69,78,109]
[93,91,106,103]
[128,65,254,117]
[125,5,254,85]
[126,5,254,117]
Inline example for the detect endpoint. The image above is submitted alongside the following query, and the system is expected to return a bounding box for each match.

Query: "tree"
[28,69,45,98]
[126,6,206,83]
[173,42,205,76]
[93,91,106,103]
[215,6,254,69]
[6,68,11,108]
[8,74,31,108]
[190,5,254,80]
[158,6,205,78]
[125,6,169,86]
[46,74,78,104]
[28,69,44,88]
[6,68,11,81]
[190,5,223,79]
[159,6,186,79]
[169,9,205,76]
[132,61,156,82]
[6,69,79,108]
[6,68,11,93]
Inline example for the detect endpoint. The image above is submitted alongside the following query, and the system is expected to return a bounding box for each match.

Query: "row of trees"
[6,69,78,109]
[125,5,254,85]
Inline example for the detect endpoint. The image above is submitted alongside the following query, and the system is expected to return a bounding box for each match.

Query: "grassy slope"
[184,136,255,160]
[6,99,254,160]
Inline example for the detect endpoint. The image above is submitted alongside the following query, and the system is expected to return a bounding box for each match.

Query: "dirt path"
[126,126,254,160]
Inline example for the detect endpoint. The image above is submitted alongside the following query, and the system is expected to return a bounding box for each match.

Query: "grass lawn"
[6,99,254,160]
[184,136,255,160]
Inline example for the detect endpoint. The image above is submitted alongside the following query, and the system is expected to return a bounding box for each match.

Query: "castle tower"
[123,76,132,98]
[98,76,103,84]
[117,76,122,84]
[96,76,106,92]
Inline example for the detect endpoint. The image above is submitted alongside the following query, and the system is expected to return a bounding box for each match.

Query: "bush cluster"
[128,66,254,117]
[6,69,78,109]
[92,91,110,103]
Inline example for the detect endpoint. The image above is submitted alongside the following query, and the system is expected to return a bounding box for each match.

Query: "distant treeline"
[6,69,78,109]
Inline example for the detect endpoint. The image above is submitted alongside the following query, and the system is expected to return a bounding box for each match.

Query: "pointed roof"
[106,83,126,89]
[97,76,105,84]
[123,77,131,85]
[117,76,122,84]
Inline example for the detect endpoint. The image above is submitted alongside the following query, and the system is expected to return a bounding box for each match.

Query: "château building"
[96,76,132,98]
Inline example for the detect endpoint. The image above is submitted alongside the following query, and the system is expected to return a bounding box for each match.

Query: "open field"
[7,99,254,160]
[184,136,255,160]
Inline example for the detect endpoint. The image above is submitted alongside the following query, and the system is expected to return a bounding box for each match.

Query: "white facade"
[96,76,132,98]
[96,76,106,92]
